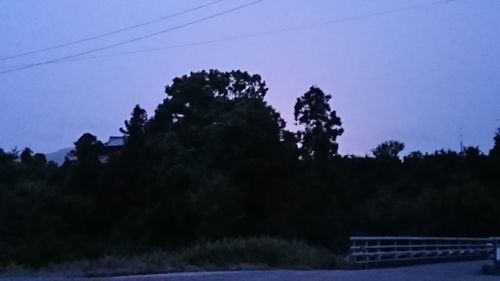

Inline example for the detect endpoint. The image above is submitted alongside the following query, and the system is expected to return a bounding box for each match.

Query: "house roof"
[104,136,125,147]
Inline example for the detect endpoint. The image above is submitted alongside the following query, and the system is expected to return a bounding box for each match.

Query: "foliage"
[294,86,343,161]
[372,140,405,159]
[0,237,337,277]
[490,128,500,160]
[179,236,336,269]
[1,70,500,271]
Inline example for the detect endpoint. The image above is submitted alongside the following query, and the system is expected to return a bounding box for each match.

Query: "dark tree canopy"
[120,104,148,162]
[65,133,103,194]
[489,127,500,159]
[372,140,405,159]
[70,133,103,164]
[150,70,269,134]
[120,105,147,144]
[20,147,33,165]
[294,86,343,161]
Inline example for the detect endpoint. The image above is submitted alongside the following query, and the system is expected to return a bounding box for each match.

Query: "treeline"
[1,70,500,267]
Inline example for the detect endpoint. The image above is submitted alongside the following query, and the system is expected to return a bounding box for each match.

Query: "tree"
[487,128,500,183]
[70,133,103,165]
[19,148,48,180]
[0,148,18,184]
[32,153,47,167]
[66,133,103,194]
[405,151,423,161]
[120,105,147,150]
[294,86,343,162]
[20,147,33,165]
[489,127,500,160]
[132,70,289,245]
[150,70,268,133]
[372,140,405,159]
[102,105,149,213]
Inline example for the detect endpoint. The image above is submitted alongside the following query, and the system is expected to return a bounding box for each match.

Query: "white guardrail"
[350,236,495,264]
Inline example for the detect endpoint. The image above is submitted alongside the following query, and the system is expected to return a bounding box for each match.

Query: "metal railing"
[350,236,493,264]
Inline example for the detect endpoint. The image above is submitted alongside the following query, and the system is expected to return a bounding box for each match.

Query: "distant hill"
[45,147,72,166]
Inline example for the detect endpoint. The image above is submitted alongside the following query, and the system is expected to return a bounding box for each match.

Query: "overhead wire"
[1,0,460,75]
[0,0,264,75]
[56,0,459,63]
[0,0,228,61]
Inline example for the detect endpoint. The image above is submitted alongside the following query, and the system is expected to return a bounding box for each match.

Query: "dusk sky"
[1,0,499,156]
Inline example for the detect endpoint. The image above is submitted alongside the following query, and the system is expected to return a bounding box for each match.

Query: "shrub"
[0,237,339,277]
[178,236,337,269]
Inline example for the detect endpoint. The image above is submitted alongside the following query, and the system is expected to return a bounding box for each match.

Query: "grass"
[0,237,341,277]
[179,236,337,269]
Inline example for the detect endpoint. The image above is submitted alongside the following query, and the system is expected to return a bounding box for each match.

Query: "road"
[0,260,497,281]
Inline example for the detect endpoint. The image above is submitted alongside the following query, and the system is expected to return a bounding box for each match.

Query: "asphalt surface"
[0,260,497,281]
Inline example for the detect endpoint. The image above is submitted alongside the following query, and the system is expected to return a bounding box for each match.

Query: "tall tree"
[135,70,285,245]
[120,105,147,150]
[70,133,103,165]
[104,105,149,215]
[20,147,33,165]
[486,127,500,184]
[66,133,103,194]
[294,86,343,162]
[150,70,268,134]
[489,127,500,160]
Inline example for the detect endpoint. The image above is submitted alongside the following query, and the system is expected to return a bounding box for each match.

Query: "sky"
[0,0,499,156]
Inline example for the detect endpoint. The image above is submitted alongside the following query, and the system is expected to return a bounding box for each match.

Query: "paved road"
[1,260,497,281]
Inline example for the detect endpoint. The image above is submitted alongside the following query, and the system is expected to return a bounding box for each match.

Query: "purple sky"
[1,0,499,156]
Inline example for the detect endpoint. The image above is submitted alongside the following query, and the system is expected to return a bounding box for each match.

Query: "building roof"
[104,136,125,148]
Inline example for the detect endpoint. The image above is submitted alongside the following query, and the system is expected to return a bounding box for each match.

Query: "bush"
[79,252,176,277]
[0,237,339,277]
[178,236,337,269]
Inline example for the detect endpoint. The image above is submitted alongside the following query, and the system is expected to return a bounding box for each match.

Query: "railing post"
[363,240,370,261]
[377,239,381,261]
[491,237,500,266]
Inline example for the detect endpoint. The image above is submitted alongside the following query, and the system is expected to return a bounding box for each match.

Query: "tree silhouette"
[20,147,33,165]
[489,127,500,160]
[70,133,103,164]
[66,133,103,194]
[294,86,343,162]
[372,140,405,159]
[120,105,147,149]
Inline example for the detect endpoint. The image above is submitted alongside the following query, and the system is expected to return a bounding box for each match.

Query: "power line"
[102,0,458,58]
[0,0,227,61]
[0,0,264,75]
[322,0,460,25]
[1,0,458,74]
